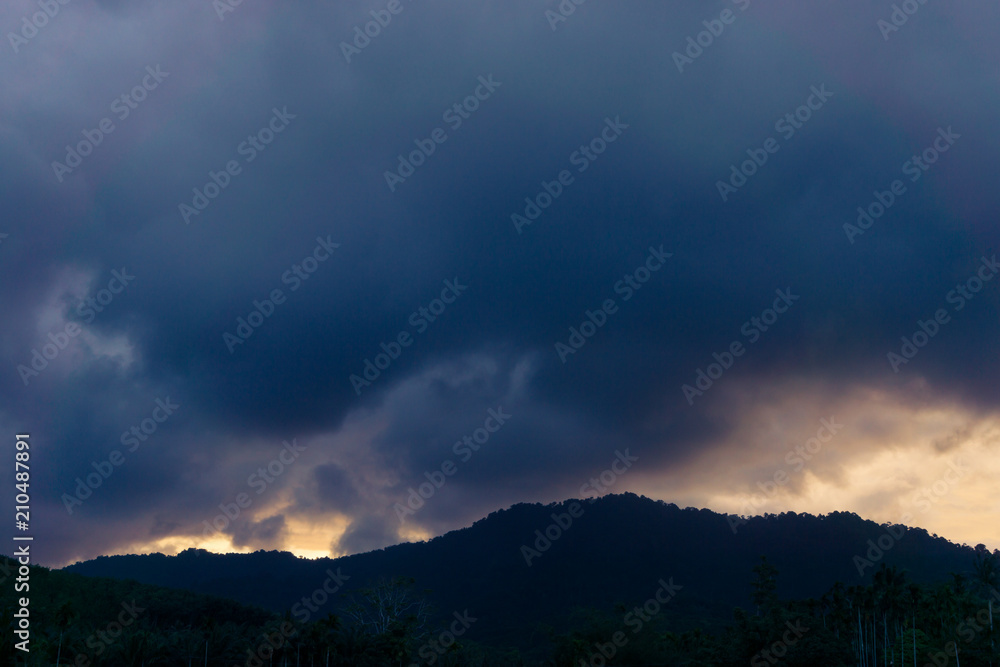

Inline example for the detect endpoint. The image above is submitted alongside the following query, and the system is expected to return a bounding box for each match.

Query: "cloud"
[1,1,999,566]
[334,514,398,556]
[314,463,362,512]
[231,515,287,549]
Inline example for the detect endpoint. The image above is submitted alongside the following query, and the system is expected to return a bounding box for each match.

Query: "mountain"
[64,493,983,650]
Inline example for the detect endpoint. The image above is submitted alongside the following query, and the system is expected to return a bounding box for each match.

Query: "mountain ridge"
[64,493,987,648]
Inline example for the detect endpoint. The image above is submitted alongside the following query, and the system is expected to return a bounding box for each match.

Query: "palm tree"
[935,581,964,667]
[854,584,876,667]
[167,627,203,666]
[907,582,922,667]
[305,613,340,666]
[53,600,77,666]
[850,584,875,667]
[879,565,907,667]
[974,545,999,666]
[750,556,778,617]
[828,581,848,640]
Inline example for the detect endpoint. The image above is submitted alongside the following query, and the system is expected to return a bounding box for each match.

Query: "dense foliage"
[0,563,520,666]
[550,548,1000,666]
[4,548,999,665]
[16,495,998,665]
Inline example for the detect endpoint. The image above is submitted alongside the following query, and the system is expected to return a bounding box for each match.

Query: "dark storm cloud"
[314,463,361,511]
[335,513,399,556]
[1,0,998,565]
[231,515,286,549]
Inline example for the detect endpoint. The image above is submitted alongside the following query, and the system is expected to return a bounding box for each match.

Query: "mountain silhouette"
[64,493,980,649]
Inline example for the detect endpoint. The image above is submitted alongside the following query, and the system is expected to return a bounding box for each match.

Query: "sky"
[1,0,999,568]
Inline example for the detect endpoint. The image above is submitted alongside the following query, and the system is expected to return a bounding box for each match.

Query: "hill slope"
[0,555,277,664]
[64,493,983,648]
